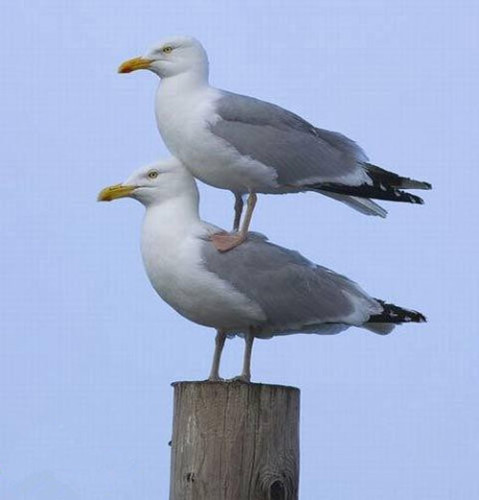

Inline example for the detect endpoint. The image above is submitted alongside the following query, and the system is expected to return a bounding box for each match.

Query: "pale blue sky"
[1,1,478,498]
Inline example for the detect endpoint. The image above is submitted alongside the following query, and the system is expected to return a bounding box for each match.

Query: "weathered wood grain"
[169,381,300,500]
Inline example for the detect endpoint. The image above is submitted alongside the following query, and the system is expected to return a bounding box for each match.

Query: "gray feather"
[201,232,380,336]
[317,191,388,217]
[210,91,368,186]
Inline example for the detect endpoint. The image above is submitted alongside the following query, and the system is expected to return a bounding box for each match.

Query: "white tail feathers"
[363,322,396,335]
[319,191,388,217]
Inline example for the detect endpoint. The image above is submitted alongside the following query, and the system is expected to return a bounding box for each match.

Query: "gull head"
[118,36,208,79]
[98,157,198,207]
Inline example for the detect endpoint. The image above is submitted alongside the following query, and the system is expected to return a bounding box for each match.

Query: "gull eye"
[162,46,173,54]
[147,170,159,179]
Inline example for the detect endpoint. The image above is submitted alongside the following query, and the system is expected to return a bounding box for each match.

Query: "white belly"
[155,86,278,193]
[142,233,265,331]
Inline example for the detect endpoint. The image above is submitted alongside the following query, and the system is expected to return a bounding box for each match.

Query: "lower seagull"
[98,158,426,382]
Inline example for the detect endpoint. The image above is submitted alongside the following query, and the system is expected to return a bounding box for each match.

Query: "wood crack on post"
[169,381,300,500]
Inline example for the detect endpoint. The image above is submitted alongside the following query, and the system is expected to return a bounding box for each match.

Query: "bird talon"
[211,232,247,252]
[229,375,251,383]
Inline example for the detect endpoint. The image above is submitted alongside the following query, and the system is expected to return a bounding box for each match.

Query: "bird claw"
[210,232,246,252]
[229,375,251,383]
[206,375,226,382]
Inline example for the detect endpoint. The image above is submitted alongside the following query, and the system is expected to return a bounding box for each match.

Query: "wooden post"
[169,381,300,500]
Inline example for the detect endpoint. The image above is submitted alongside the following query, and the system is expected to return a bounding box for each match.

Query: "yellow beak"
[118,56,153,73]
[97,184,136,202]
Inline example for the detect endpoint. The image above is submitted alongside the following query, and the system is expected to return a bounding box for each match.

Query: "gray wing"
[210,91,368,186]
[202,233,381,336]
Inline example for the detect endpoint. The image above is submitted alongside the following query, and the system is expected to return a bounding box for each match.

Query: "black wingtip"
[312,183,427,204]
[370,300,427,324]
[407,192,425,204]
[411,180,432,190]
[365,164,432,191]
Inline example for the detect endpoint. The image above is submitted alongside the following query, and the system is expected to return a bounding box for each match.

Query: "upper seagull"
[98,158,426,382]
[119,36,431,251]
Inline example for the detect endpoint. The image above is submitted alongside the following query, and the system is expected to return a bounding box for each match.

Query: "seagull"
[118,36,431,251]
[98,158,426,382]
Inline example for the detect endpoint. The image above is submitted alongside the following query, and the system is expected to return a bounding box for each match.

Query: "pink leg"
[211,193,257,252]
